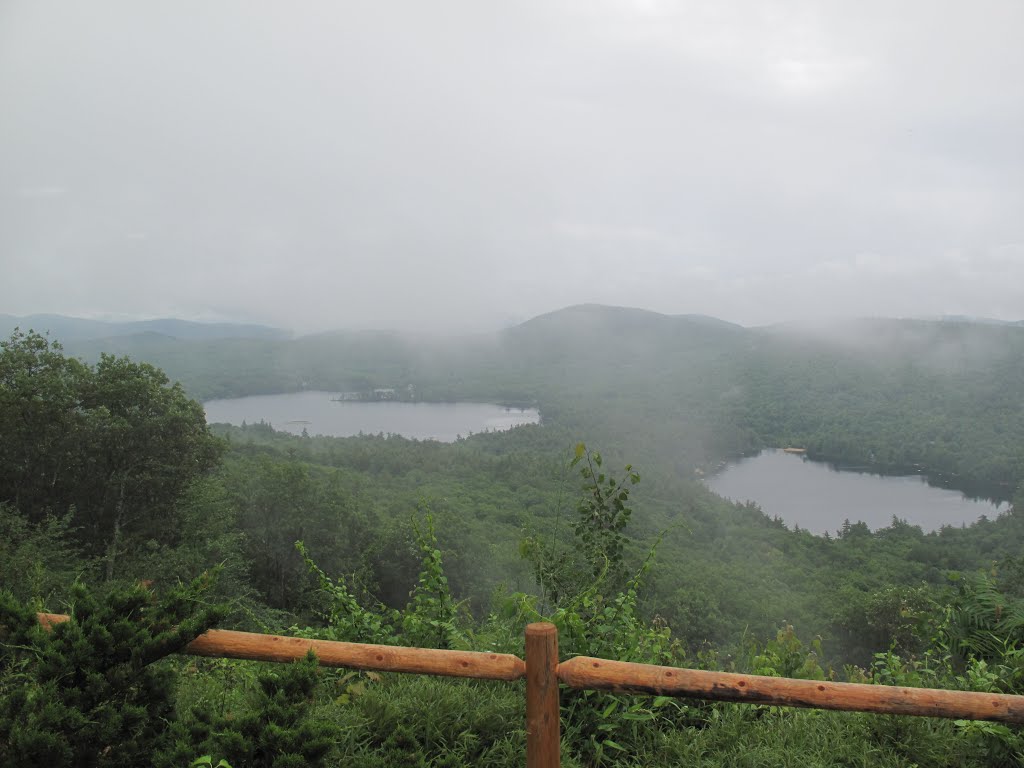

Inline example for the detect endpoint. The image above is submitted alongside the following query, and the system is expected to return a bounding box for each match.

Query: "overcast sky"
[1,1,1022,332]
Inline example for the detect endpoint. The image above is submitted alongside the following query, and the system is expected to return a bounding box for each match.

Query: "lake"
[705,449,1007,535]
[203,391,540,442]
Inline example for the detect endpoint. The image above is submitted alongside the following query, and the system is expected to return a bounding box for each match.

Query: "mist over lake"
[706,450,1007,535]
[203,391,540,442]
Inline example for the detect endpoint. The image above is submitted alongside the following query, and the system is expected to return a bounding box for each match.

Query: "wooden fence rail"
[37,612,525,681]
[36,614,1024,767]
[558,655,1024,722]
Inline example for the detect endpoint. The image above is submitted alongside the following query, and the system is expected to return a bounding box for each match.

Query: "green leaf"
[622,711,654,721]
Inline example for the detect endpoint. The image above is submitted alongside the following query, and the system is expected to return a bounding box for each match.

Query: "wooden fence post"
[525,622,560,768]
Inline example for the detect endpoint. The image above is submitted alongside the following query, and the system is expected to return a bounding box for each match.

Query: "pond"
[705,449,1007,535]
[203,391,540,442]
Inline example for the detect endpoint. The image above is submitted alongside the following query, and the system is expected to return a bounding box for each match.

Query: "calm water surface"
[706,450,1006,534]
[204,391,540,442]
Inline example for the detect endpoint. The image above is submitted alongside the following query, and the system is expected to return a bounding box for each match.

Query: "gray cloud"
[1,0,1022,331]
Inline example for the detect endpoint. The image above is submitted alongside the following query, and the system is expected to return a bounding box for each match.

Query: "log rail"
[37,612,525,681]
[558,655,1024,723]
[35,614,1024,766]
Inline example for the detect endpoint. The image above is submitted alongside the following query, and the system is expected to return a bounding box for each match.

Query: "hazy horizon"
[4,303,1022,339]
[2,2,1022,333]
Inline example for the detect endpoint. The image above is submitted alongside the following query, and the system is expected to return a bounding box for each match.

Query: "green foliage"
[552,556,687,768]
[296,510,464,650]
[519,447,689,765]
[522,444,641,612]
[294,540,396,644]
[831,584,937,664]
[165,652,335,768]
[935,570,1024,691]
[336,675,525,767]
[123,478,256,619]
[0,575,224,768]
[402,512,464,650]
[0,504,82,606]
[0,329,223,580]
[221,455,370,611]
[0,330,88,520]
[191,757,233,768]
[570,445,640,589]
[946,571,1024,660]
[951,718,1024,767]
[745,625,827,680]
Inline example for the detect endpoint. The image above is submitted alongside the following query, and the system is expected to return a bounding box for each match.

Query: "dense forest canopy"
[36,305,1024,497]
[2,310,1024,766]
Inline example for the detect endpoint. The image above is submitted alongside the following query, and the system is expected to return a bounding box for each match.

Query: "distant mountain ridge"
[0,314,291,341]
[510,304,745,335]
[929,315,1024,327]
[4,306,1021,344]
[512,304,1023,335]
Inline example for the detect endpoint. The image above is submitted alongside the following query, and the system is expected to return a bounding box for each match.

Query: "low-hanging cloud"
[0,0,1021,332]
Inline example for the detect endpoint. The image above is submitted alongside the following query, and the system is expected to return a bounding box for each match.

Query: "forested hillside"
[56,305,1024,497]
[3,312,1024,766]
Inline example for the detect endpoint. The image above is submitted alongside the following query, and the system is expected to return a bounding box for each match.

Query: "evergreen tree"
[162,652,335,768]
[0,576,224,767]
